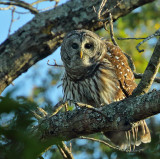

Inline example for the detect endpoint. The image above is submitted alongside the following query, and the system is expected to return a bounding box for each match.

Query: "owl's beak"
[80,50,83,58]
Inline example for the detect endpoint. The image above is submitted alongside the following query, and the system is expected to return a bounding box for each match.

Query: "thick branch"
[37,90,160,143]
[132,38,160,96]
[0,0,155,94]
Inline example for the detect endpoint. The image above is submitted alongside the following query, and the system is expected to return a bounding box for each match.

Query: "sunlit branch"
[0,1,39,14]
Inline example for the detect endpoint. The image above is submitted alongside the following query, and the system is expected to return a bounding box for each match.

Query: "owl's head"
[61,30,106,79]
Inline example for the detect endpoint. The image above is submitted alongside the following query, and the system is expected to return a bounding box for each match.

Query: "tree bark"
[0,0,155,94]
[37,90,160,143]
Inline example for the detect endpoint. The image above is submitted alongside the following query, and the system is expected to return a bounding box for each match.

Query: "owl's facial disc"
[61,30,105,79]
[67,35,101,67]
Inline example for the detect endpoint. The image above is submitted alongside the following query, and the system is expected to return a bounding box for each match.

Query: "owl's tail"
[103,120,151,150]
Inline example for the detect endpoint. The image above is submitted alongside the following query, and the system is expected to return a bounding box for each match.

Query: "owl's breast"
[62,65,120,107]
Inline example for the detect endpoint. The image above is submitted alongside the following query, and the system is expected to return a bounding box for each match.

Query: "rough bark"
[0,0,155,94]
[37,90,160,143]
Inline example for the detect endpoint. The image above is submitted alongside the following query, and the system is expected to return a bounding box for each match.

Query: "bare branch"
[134,72,160,83]
[8,7,15,37]
[0,1,39,14]
[57,142,74,159]
[79,136,143,152]
[47,60,64,67]
[31,0,50,6]
[132,38,160,96]
[0,5,13,10]
[31,0,59,7]
[108,12,118,46]
[79,136,120,151]
[97,0,124,22]
[98,0,108,22]
[117,37,146,40]
[50,101,67,116]
[117,29,160,52]
[136,29,160,52]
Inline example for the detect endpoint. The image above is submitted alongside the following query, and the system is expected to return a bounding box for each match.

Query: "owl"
[60,29,151,150]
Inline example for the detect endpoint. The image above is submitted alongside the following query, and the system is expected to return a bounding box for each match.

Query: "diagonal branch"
[132,38,160,96]
[35,90,160,143]
[57,142,74,159]
[134,72,160,83]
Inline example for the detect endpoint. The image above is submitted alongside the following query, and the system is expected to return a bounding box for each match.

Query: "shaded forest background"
[0,0,160,159]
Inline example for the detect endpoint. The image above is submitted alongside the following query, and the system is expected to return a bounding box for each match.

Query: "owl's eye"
[85,43,93,49]
[71,43,79,49]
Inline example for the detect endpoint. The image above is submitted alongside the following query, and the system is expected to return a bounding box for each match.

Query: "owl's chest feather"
[62,66,120,107]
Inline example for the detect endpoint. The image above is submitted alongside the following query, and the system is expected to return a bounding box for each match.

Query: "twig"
[118,29,160,52]
[0,1,39,14]
[47,60,64,67]
[69,142,72,152]
[79,136,143,153]
[75,102,107,119]
[136,29,160,52]
[28,106,48,120]
[98,3,118,46]
[38,5,55,12]
[13,10,30,14]
[50,101,67,116]
[65,103,69,112]
[117,37,146,40]
[8,7,15,37]
[80,136,119,150]
[124,53,136,72]
[97,1,119,46]
[97,0,124,22]
[98,0,108,22]
[101,0,124,17]
[0,5,13,10]
[134,72,160,83]
[31,0,59,11]
[108,12,118,46]
[57,141,74,159]
[31,0,48,6]
[132,38,160,96]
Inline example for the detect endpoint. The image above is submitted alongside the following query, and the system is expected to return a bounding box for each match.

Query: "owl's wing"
[104,41,137,98]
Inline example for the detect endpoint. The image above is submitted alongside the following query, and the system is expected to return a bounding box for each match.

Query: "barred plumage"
[60,29,151,150]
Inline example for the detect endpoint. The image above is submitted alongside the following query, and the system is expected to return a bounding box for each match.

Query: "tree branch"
[134,72,160,83]
[35,90,160,143]
[132,38,160,96]
[0,0,155,94]
[57,142,74,159]
[0,1,39,14]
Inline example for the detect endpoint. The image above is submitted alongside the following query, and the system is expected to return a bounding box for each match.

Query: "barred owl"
[60,29,151,150]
